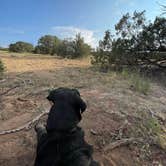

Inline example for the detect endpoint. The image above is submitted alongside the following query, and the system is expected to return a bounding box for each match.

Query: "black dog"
[34,87,100,166]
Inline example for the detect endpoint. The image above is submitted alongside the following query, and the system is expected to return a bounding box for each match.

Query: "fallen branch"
[104,138,143,152]
[0,85,20,96]
[0,110,49,135]
[17,97,29,102]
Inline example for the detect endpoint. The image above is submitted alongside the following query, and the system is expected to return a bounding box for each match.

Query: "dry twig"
[0,110,49,135]
[104,138,143,152]
[0,85,20,96]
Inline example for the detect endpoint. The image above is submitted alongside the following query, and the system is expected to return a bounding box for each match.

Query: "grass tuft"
[121,68,150,95]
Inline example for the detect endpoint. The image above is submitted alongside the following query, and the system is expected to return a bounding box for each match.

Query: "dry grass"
[0,51,90,73]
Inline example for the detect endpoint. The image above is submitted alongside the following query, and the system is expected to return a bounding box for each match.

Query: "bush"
[34,35,60,55]
[0,59,5,78]
[9,41,34,53]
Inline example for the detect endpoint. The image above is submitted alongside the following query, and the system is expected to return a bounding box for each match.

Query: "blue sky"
[0,0,165,48]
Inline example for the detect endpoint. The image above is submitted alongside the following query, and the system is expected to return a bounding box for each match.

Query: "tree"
[115,11,146,50]
[57,34,91,59]
[35,35,60,55]
[138,17,166,52]
[9,41,34,53]
[57,39,75,58]
[73,33,91,58]
[91,30,113,69]
[92,11,166,70]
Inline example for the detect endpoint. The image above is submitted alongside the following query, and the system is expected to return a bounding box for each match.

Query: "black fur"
[35,88,99,166]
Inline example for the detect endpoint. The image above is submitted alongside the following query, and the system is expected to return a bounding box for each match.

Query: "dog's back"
[35,88,100,166]
[35,127,99,166]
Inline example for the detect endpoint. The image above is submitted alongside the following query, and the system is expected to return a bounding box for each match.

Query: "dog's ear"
[75,94,87,113]
[71,89,86,113]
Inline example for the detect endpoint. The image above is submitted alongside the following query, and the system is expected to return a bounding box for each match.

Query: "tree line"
[92,11,166,70]
[8,33,91,58]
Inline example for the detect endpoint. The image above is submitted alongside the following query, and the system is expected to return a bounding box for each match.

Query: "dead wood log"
[0,110,49,135]
[104,138,143,152]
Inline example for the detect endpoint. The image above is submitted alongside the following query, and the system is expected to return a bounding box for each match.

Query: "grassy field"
[0,51,166,166]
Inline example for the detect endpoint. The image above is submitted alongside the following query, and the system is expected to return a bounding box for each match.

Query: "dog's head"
[47,87,87,114]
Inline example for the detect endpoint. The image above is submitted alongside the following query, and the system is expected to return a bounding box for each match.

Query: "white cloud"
[0,27,24,34]
[51,26,97,48]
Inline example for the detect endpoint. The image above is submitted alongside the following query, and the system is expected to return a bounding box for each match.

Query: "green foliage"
[92,11,166,71]
[57,34,91,58]
[9,41,34,53]
[34,35,60,55]
[34,34,91,58]
[73,34,91,58]
[56,39,75,58]
[138,17,166,52]
[0,59,5,77]
[91,30,112,69]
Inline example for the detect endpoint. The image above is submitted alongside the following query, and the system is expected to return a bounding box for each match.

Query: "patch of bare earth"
[0,52,166,166]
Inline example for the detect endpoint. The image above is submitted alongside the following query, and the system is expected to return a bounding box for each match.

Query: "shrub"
[0,59,5,78]
[9,41,34,53]
[34,35,60,55]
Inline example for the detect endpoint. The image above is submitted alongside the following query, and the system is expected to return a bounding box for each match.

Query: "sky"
[0,0,165,48]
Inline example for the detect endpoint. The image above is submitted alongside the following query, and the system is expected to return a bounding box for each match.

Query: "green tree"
[9,41,34,53]
[92,11,166,70]
[138,17,166,51]
[57,34,91,59]
[73,33,91,58]
[115,11,146,49]
[57,39,75,58]
[35,35,60,55]
[91,30,113,69]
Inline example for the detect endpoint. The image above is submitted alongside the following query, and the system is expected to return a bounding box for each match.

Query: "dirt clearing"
[0,52,166,166]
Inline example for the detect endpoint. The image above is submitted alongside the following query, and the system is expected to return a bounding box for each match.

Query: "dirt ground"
[0,52,166,166]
